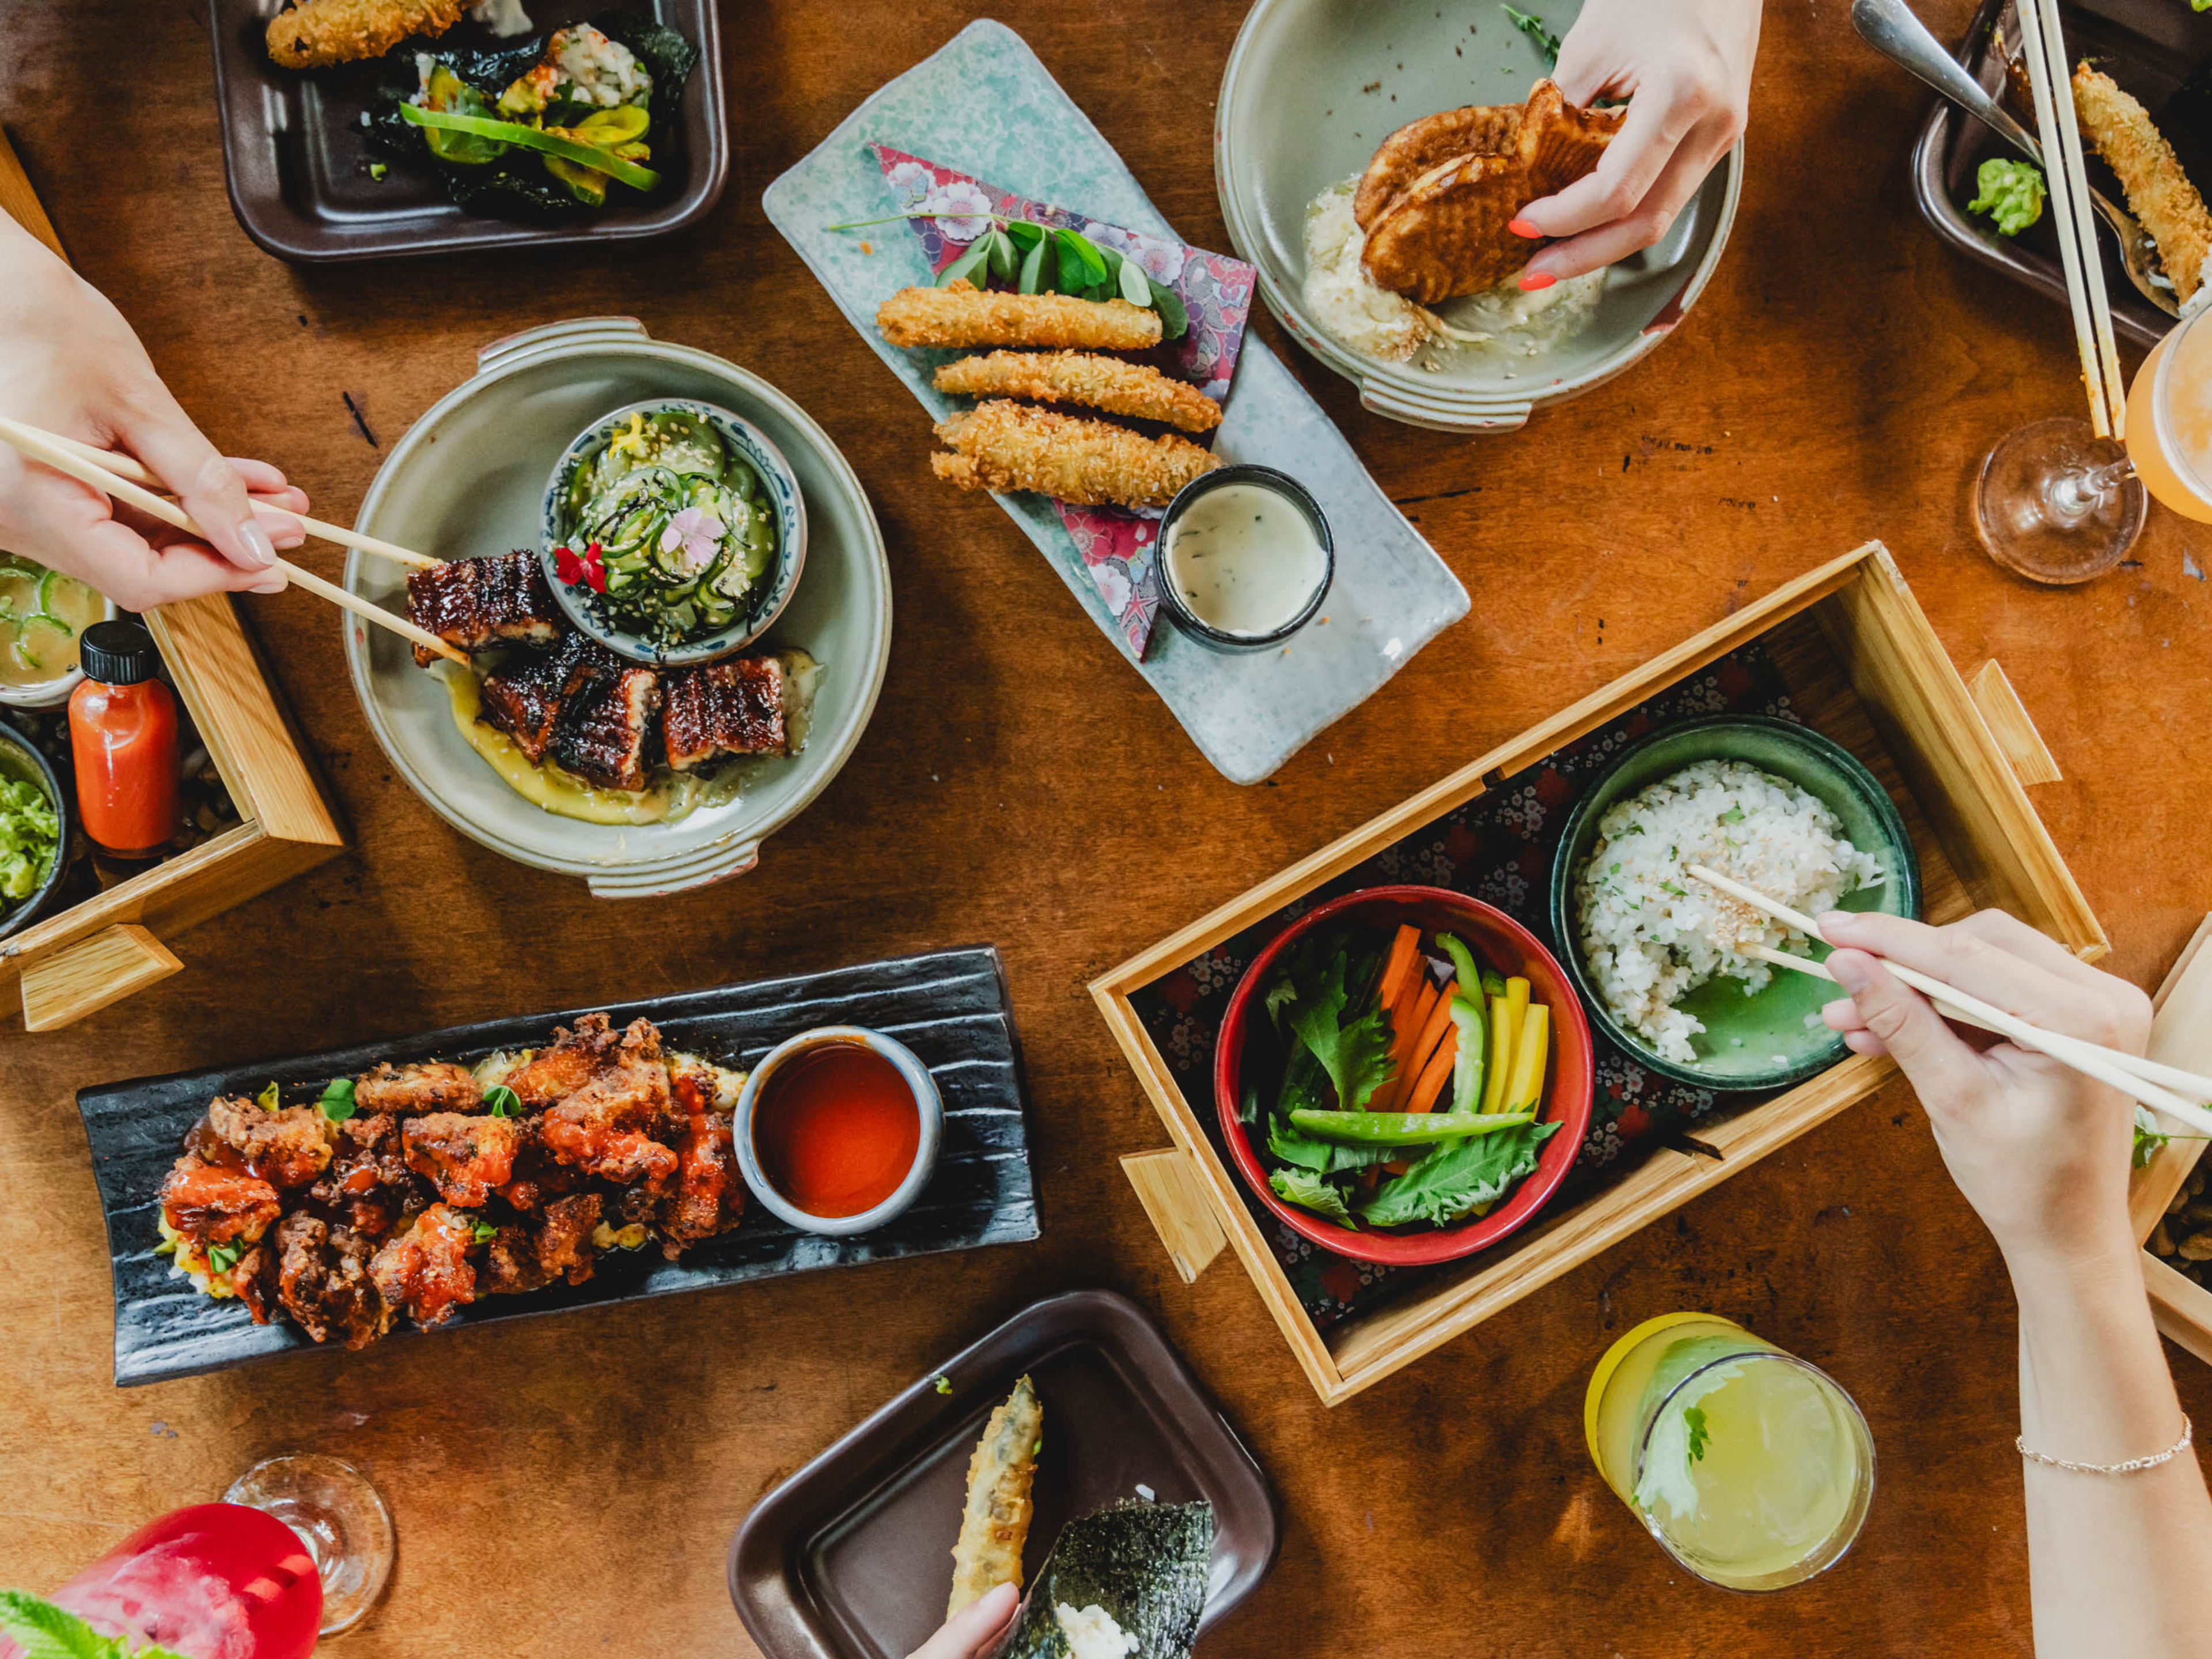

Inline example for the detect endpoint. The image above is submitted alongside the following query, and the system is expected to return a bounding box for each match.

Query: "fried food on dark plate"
[266,0,469,70]
[878,279,1165,351]
[931,401,1222,511]
[935,351,1223,433]
[2074,63,2212,303]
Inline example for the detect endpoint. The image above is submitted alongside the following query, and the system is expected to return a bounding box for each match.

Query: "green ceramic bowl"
[1547,717,1922,1091]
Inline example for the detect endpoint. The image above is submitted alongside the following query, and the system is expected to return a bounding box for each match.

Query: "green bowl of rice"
[1548,716,1921,1091]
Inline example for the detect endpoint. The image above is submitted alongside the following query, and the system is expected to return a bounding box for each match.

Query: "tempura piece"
[948,1374,1043,1616]
[878,280,1164,351]
[931,402,1221,511]
[264,0,469,69]
[2074,63,2212,302]
[935,351,1223,433]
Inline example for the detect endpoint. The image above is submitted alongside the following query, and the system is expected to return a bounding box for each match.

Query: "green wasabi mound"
[1968,157,2047,237]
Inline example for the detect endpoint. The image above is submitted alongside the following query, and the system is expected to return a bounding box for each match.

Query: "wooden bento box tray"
[0,134,343,1032]
[2131,917,2212,1364]
[1092,542,2104,1407]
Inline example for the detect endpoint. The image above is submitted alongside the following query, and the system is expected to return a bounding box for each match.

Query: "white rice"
[1574,759,1884,1064]
[1055,1604,1138,1659]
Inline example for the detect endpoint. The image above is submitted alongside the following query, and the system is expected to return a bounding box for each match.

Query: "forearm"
[2009,1236,2212,1657]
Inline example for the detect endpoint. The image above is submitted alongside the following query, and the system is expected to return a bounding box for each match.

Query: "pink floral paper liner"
[872,144,1257,658]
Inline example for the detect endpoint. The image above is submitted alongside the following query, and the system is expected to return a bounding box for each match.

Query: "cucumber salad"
[555,408,778,647]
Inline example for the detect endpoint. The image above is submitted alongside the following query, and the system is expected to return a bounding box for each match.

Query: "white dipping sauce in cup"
[1162,482,1328,637]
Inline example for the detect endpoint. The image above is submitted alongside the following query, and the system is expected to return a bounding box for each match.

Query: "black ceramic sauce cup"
[1153,464,1334,653]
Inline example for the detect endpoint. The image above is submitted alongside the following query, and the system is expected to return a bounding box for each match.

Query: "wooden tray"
[729,1290,1277,1659]
[1092,542,2103,1406]
[82,946,1037,1387]
[0,135,342,1032]
[2127,918,2212,1362]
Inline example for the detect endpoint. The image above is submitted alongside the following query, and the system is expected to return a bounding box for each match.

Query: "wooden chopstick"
[35,426,442,571]
[0,416,467,666]
[2016,0,2124,437]
[1686,863,2212,1135]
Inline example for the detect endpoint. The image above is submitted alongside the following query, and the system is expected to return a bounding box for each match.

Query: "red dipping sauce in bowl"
[754,1044,921,1218]
[735,1027,944,1236]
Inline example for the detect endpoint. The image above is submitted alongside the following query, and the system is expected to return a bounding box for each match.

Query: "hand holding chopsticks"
[0,415,464,666]
[1687,863,2212,1138]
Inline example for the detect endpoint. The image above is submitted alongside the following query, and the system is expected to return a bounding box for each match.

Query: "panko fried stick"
[265,0,469,68]
[948,1374,1043,1616]
[878,280,1164,351]
[935,350,1224,433]
[931,402,1222,511]
[2073,64,2212,302]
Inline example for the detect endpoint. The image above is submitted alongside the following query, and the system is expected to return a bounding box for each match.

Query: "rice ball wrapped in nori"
[987,1501,1213,1659]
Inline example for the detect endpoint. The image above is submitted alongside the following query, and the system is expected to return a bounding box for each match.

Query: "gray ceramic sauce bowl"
[734,1026,942,1237]
[541,397,809,668]
[0,722,71,942]
[1154,464,1335,653]
[1547,715,1923,1092]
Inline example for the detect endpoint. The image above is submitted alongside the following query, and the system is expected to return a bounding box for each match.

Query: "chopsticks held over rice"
[1687,863,2212,1137]
[0,417,465,665]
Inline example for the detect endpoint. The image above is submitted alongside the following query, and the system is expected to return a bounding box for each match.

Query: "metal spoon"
[1852,0,2176,316]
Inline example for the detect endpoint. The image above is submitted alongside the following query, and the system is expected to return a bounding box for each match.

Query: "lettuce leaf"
[1357,1119,1562,1228]
[1271,1168,1360,1228]
[1277,937,1394,1114]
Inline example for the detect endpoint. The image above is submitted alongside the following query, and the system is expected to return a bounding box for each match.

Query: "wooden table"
[3,2,2209,1653]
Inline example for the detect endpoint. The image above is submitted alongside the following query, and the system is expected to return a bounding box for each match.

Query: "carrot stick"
[1374,924,1422,1018]
[1407,1027,1460,1113]
[1403,986,1461,1096]
[1377,979,1440,1111]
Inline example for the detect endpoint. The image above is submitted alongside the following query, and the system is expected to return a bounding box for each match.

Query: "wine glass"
[224,1455,396,1637]
[1972,416,2145,584]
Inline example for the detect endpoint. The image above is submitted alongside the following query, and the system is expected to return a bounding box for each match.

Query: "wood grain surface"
[2,2,2210,1654]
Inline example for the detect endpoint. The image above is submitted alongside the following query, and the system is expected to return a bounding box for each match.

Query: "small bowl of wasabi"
[0,722,69,941]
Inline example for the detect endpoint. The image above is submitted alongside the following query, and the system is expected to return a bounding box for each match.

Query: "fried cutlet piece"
[930,402,1222,511]
[934,351,1223,433]
[662,656,787,770]
[206,1094,335,1190]
[402,1112,523,1208]
[537,1017,680,1190]
[159,1154,282,1249]
[505,1012,624,1107]
[2074,63,2212,302]
[271,1214,391,1349]
[1355,103,1524,228]
[368,1204,480,1331]
[406,551,563,668]
[550,649,661,793]
[354,1059,483,1117]
[877,279,1164,351]
[264,0,468,67]
[658,1067,744,1256]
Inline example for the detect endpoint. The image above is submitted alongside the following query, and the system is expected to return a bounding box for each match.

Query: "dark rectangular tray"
[209,0,728,263]
[81,946,1036,1387]
[1913,0,2212,346]
[729,1290,1278,1659]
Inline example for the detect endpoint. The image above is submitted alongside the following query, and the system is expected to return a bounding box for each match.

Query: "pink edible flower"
[659,506,726,574]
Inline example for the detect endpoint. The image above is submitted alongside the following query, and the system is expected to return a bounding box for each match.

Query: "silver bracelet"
[2018,1414,2194,1475]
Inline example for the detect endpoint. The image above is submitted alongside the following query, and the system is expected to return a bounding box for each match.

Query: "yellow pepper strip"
[1506,1003,1551,1114]
[1482,991,1516,1115]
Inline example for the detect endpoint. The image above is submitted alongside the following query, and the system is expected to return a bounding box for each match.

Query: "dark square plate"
[1913,0,2212,345]
[209,0,728,262]
[729,1290,1279,1659]
[79,946,1036,1386]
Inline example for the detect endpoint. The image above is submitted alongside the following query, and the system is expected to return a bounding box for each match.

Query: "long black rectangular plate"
[79,947,1037,1387]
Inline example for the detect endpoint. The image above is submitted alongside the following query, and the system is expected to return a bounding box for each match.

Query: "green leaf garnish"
[1270,1166,1360,1228]
[206,1241,240,1275]
[318,1077,358,1122]
[937,236,993,289]
[1685,1405,1710,1463]
[984,228,1018,283]
[255,1081,280,1112]
[483,1084,520,1119]
[1016,233,1049,294]
[472,1220,499,1244]
[933,1373,953,1395]
[1502,4,1561,66]
[0,1588,195,1659]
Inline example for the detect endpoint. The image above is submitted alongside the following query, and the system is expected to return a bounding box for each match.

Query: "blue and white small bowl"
[540,397,809,668]
[733,1026,943,1238]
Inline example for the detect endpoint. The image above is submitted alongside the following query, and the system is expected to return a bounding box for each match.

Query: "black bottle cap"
[78,619,157,686]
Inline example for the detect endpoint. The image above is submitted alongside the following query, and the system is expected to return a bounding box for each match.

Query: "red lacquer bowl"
[1214,885,1594,1267]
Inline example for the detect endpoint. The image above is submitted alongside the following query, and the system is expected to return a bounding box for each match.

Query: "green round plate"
[1547,715,1922,1092]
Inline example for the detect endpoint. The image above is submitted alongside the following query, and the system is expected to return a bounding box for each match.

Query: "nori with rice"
[987,1501,1213,1659]
[364,10,698,216]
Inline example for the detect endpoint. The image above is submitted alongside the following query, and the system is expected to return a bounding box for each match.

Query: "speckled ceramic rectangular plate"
[81,948,1036,1387]
[763,20,1469,785]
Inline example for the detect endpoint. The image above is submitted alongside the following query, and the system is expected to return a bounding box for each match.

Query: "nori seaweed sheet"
[988,1502,1213,1659]
[365,9,698,217]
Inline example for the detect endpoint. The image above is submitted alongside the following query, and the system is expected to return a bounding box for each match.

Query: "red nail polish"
[1517,270,1556,291]
[1508,217,1543,238]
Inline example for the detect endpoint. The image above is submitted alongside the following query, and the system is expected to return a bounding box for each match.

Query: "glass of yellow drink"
[2126,302,2212,522]
[1585,1313,1875,1591]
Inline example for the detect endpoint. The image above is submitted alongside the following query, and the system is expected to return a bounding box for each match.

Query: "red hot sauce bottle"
[68,619,179,861]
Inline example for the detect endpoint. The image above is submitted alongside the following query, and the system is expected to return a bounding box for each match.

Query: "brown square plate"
[729,1290,1278,1659]
[208,0,728,262]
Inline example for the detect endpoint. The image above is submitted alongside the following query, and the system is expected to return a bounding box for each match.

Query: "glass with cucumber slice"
[558,409,778,648]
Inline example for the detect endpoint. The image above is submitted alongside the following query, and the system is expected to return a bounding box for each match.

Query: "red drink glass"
[13,1503,322,1659]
